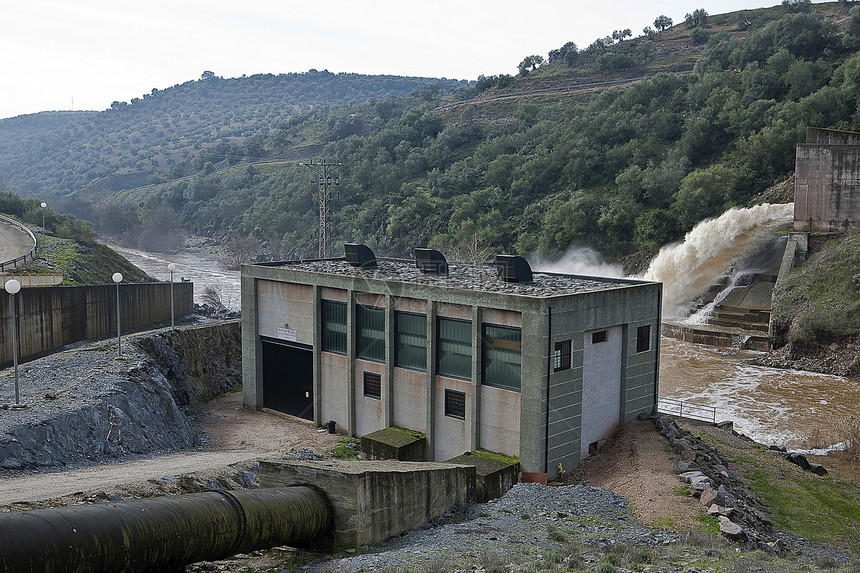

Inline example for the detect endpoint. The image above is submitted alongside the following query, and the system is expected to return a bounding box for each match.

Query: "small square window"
[553,340,571,372]
[363,372,381,399]
[444,389,466,419]
[636,325,652,353]
[591,330,607,344]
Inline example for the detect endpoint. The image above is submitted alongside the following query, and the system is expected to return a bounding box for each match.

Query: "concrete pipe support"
[0,487,331,573]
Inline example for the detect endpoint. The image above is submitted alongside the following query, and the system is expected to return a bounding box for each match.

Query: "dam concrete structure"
[794,127,860,233]
[241,249,662,481]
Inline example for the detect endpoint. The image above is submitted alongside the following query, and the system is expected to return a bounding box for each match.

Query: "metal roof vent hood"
[414,248,448,276]
[344,243,377,268]
[495,254,533,283]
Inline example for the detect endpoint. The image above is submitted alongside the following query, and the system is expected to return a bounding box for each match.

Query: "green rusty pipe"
[0,487,331,573]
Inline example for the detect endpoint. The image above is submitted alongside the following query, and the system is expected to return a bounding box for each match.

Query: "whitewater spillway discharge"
[642,203,794,317]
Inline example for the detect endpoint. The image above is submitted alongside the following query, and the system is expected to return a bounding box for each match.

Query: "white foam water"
[642,203,794,317]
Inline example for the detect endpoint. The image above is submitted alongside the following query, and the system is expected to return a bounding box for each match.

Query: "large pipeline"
[0,487,331,573]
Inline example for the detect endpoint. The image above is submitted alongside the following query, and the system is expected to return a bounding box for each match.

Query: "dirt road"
[0,391,342,508]
[0,219,34,266]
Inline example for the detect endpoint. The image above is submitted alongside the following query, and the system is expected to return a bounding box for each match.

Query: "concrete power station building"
[241,246,662,480]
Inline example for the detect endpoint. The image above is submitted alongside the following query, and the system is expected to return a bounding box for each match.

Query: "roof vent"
[495,255,533,284]
[414,248,448,276]
[344,243,377,268]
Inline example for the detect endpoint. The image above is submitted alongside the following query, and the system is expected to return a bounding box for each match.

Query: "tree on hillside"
[654,15,673,31]
[782,0,812,13]
[517,55,545,76]
[612,29,633,42]
[685,9,709,27]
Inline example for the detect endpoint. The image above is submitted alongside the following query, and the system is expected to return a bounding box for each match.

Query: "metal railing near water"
[657,397,717,423]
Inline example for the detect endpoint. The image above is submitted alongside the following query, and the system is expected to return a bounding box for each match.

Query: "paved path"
[0,220,34,265]
[0,450,275,506]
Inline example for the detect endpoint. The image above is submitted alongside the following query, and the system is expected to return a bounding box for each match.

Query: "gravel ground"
[302,483,680,572]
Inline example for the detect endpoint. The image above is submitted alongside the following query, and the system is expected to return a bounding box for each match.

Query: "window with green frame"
[357,305,385,362]
[437,317,471,379]
[482,324,522,391]
[321,300,347,354]
[395,311,427,370]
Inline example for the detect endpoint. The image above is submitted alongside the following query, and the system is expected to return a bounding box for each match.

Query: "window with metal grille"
[437,318,471,379]
[395,311,426,370]
[636,324,652,353]
[356,304,385,362]
[321,300,347,354]
[482,324,522,391]
[444,389,466,419]
[363,371,381,399]
[592,330,608,344]
[553,340,571,372]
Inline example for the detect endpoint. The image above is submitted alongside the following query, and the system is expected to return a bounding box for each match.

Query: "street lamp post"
[112,272,123,357]
[168,263,177,329]
[40,202,46,245]
[4,279,21,404]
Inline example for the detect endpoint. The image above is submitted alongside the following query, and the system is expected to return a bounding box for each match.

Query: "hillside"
[1,2,859,267]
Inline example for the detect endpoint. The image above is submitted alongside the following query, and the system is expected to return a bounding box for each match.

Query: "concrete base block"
[259,459,475,547]
[446,452,519,502]
[360,427,426,461]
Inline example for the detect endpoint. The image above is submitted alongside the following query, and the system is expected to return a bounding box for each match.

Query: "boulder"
[786,452,811,470]
[708,504,734,517]
[719,516,746,541]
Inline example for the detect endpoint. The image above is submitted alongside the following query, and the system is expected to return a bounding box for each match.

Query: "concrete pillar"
[241,275,263,410]
[384,294,395,428]
[312,285,322,427]
[470,305,482,453]
[425,299,437,460]
[347,291,356,436]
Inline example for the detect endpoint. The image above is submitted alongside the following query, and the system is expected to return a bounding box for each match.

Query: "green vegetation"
[1,3,859,266]
[772,232,860,345]
[330,436,360,460]
[695,425,860,555]
[26,235,151,285]
[472,449,519,465]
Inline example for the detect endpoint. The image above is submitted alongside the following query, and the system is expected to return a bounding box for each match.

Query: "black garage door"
[261,339,313,420]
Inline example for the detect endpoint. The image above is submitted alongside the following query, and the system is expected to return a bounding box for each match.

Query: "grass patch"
[472,449,519,465]
[330,437,360,460]
[694,426,860,554]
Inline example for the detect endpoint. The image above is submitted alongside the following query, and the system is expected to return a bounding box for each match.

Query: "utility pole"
[301,159,342,259]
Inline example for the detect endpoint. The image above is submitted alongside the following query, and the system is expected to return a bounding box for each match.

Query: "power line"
[301,159,342,259]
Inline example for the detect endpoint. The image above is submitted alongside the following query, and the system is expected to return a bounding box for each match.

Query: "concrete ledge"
[259,459,475,547]
[360,427,426,461]
[446,452,519,502]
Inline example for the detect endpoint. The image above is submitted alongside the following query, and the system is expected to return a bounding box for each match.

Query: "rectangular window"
[363,371,381,399]
[482,324,522,391]
[321,300,347,354]
[592,330,608,344]
[636,324,652,353]
[395,311,427,370]
[553,340,571,372]
[357,305,385,362]
[437,318,472,379]
[444,389,466,419]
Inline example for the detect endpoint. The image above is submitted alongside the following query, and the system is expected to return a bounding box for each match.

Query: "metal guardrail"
[0,214,37,272]
[1,274,63,287]
[657,397,717,423]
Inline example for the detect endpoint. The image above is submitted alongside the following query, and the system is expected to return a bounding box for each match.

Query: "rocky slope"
[0,321,240,471]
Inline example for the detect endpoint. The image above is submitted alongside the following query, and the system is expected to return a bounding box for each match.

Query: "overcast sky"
[0,1,815,120]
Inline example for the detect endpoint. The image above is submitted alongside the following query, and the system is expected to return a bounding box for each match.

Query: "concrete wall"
[0,282,193,366]
[259,459,476,547]
[580,325,623,459]
[794,128,860,232]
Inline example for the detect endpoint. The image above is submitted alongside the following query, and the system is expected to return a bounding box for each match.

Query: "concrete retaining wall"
[794,128,860,232]
[259,459,475,547]
[0,282,194,366]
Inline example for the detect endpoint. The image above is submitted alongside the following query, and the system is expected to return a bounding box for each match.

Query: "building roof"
[254,258,652,298]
